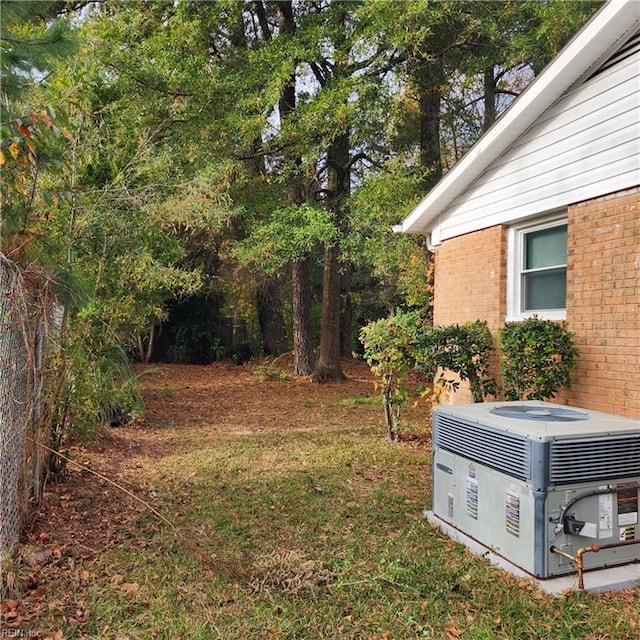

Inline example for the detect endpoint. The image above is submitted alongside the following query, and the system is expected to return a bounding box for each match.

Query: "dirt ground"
[2,358,430,636]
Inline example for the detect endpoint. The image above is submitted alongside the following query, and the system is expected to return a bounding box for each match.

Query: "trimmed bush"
[499,316,578,401]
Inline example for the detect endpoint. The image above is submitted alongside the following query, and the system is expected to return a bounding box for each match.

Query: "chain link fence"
[0,254,56,559]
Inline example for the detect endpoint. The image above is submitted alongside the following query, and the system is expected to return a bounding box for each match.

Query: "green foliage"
[348,162,434,313]
[0,1,77,253]
[414,320,497,403]
[46,313,143,446]
[515,1,601,73]
[234,203,337,276]
[361,313,579,408]
[499,316,579,401]
[251,357,291,383]
[0,1,77,106]
[359,310,421,440]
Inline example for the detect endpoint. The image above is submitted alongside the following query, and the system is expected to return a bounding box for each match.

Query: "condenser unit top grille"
[490,405,589,422]
[435,415,531,481]
[550,434,640,483]
[433,401,640,487]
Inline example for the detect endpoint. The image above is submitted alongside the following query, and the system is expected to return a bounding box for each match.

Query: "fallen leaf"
[29,586,50,599]
[79,570,90,584]
[0,600,19,612]
[4,609,20,622]
[446,627,464,639]
[69,608,90,625]
[109,574,123,585]
[120,583,139,596]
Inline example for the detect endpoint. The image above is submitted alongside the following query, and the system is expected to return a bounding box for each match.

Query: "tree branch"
[111,64,194,98]
[253,0,272,42]
[346,152,384,172]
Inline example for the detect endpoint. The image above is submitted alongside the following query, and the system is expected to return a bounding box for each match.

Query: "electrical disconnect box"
[431,401,640,578]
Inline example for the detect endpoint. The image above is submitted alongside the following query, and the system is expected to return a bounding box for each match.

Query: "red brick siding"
[432,187,639,417]
[565,187,639,418]
[433,226,506,403]
[433,225,507,331]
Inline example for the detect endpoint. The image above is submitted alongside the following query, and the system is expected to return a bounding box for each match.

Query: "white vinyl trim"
[506,213,568,322]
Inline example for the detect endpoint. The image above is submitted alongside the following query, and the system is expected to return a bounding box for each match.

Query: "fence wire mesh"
[0,254,56,559]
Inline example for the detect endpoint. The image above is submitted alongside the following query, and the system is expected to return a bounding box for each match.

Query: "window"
[507,215,567,320]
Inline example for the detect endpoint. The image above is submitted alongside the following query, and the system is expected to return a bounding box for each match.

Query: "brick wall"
[431,187,639,417]
[565,186,640,418]
[433,225,506,403]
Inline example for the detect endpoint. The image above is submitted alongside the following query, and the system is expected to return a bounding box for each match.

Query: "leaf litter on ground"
[2,358,638,639]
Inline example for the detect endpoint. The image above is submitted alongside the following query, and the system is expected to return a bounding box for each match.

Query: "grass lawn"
[2,359,638,639]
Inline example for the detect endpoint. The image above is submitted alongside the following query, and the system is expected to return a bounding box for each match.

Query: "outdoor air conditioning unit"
[431,401,640,579]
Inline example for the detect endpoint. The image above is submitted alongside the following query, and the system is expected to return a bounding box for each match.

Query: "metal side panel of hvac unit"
[431,401,640,579]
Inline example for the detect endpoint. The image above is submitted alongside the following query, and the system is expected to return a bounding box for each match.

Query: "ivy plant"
[498,316,579,401]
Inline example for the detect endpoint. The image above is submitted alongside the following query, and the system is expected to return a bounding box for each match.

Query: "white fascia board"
[396,0,640,240]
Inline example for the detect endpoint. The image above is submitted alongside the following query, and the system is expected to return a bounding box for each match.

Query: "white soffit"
[395,0,640,238]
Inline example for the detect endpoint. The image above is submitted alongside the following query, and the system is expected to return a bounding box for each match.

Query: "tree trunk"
[312,129,349,383]
[414,55,443,329]
[256,275,286,355]
[312,243,345,382]
[382,381,396,442]
[292,258,315,375]
[483,65,497,131]
[417,55,444,189]
[340,263,353,357]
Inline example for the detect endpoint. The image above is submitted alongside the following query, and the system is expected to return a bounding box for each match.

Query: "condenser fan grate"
[490,405,589,422]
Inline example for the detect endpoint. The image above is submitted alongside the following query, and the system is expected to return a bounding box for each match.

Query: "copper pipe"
[550,545,585,587]
[551,538,640,590]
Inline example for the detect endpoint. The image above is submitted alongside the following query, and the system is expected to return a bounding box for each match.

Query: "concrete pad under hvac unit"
[425,511,640,595]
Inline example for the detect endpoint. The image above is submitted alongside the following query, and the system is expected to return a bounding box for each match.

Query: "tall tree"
[61,0,600,375]
[253,0,316,374]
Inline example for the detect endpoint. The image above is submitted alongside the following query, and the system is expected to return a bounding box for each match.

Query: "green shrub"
[499,316,578,401]
[360,310,421,441]
[414,320,497,403]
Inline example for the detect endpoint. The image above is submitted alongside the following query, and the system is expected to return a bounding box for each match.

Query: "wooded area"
[1,0,600,433]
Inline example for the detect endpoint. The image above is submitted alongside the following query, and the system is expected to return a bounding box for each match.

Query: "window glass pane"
[524,224,567,269]
[523,268,566,310]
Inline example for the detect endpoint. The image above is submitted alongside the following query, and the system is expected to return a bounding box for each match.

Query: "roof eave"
[397,0,640,239]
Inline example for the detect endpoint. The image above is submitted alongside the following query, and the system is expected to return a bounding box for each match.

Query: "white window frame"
[506,212,568,322]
